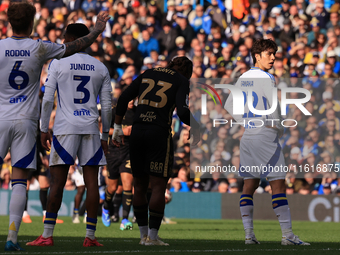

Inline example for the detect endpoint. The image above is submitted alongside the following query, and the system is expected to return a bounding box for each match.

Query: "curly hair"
[7,2,36,34]
[167,56,193,79]
[251,39,278,65]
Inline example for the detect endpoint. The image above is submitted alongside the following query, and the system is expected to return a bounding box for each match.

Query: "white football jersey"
[225,67,282,136]
[42,53,112,135]
[0,37,65,121]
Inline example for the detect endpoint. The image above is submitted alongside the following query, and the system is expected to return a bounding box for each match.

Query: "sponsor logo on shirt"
[140,111,156,122]
[74,108,91,116]
[9,95,27,104]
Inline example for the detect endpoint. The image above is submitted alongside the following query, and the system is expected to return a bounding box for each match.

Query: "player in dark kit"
[113,56,200,245]
[102,100,135,230]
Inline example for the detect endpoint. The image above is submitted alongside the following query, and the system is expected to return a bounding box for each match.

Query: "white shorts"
[50,134,106,167]
[239,129,286,181]
[0,119,37,170]
[72,167,85,187]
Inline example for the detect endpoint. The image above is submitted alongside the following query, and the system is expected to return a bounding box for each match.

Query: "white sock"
[139,226,148,239]
[43,210,46,217]
[148,228,158,240]
[273,205,293,238]
[22,211,29,217]
[86,229,95,240]
[7,183,27,243]
[240,205,254,238]
[42,224,55,238]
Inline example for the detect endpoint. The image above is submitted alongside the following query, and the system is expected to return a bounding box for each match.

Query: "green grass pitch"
[0,216,339,254]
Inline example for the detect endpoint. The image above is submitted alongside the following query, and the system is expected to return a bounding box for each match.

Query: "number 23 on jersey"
[138,78,172,108]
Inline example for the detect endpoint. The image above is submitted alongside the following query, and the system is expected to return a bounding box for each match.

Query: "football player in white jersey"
[1,2,108,251]
[225,39,310,246]
[26,23,112,247]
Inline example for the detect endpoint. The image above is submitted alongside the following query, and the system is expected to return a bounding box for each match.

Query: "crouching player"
[26,23,112,247]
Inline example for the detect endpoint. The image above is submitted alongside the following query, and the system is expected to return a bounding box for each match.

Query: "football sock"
[148,228,158,240]
[42,212,57,238]
[103,187,115,210]
[24,190,28,211]
[7,180,27,243]
[134,204,148,238]
[139,226,148,239]
[74,208,79,216]
[113,193,122,217]
[272,193,293,238]
[149,209,163,231]
[86,217,97,240]
[40,188,48,211]
[239,194,254,238]
[122,190,133,220]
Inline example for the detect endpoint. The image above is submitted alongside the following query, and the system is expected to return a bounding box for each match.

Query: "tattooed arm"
[62,12,109,58]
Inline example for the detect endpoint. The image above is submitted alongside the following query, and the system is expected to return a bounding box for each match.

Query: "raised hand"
[94,12,110,33]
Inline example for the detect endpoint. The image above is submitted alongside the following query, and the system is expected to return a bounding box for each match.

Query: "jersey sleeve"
[39,40,66,62]
[116,73,143,117]
[175,78,200,129]
[99,68,113,141]
[40,60,59,133]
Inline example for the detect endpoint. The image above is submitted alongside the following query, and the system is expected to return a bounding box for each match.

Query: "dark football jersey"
[116,67,194,130]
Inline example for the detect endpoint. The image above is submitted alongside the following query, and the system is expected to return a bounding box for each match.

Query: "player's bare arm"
[101,140,108,155]
[62,12,109,58]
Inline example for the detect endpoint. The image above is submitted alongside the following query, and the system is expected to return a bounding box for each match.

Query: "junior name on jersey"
[70,63,95,71]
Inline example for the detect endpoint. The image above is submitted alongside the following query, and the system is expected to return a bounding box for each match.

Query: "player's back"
[133,67,189,130]
[225,67,278,136]
[49,53,111,135]
[0,37,65,121]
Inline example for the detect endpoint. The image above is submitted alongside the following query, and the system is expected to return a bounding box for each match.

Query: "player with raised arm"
[26,23,112,247]
[112,56,200,246]
[1,2,108,251]
[225,39,310,246]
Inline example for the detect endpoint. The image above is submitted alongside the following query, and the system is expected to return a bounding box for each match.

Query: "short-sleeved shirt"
[44,53,112,135]
[116,67,191,131]
[225,67,282,137]
[0,37,65,121]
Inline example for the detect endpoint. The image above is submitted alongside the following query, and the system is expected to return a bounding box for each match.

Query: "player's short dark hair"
[7,2,36,34]
[251,39,278,65]
[65,23,90,39]
[167,56,193,79]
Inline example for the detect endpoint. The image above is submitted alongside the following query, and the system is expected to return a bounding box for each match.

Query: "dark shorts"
[129,125,173,179]
[106,142,132,180]
[27,166,49,180]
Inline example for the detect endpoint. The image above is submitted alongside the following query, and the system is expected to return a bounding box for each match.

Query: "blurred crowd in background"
[1,0,340,196]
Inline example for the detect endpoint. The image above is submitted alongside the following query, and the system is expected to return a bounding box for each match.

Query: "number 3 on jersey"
[9,61,29,90]
[139,78,172,108]
[74,75,90,104]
